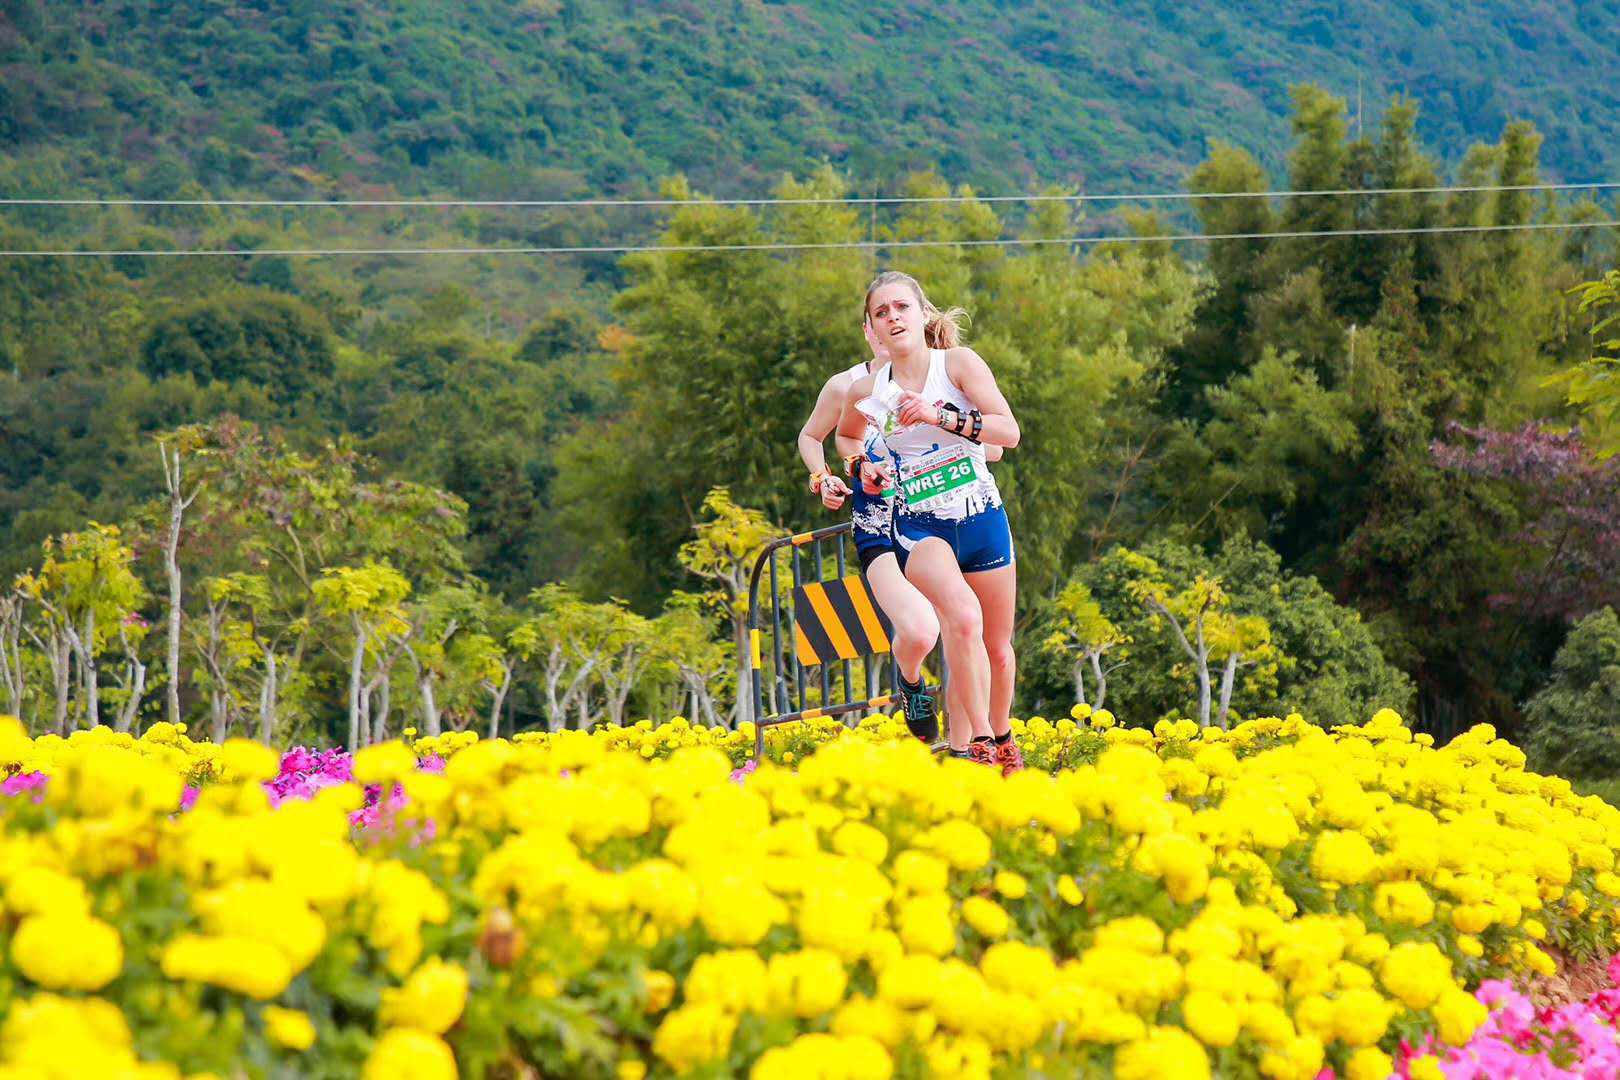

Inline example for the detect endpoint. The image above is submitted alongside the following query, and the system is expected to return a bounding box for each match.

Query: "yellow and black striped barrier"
[792,574,893,666]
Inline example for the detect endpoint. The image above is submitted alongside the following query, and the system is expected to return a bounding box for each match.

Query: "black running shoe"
[899,682,938,743]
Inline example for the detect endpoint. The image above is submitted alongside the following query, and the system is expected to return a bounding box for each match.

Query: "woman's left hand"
[895,391,935,428]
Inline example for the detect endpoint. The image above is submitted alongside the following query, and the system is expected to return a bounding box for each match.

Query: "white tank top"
[872,350,1002,520]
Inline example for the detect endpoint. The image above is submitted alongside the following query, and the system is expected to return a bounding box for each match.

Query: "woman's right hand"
[819,473,851,510]
[860,460,893,497]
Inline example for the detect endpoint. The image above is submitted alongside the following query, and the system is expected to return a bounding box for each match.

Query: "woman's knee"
[941,604,984,645]
[985,638,1016,675]
[893,605,939,649]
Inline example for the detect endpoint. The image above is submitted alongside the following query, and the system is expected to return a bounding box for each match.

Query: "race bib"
[899,445,979,513]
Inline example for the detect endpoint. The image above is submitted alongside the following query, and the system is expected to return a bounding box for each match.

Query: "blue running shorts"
[894,503,1014,575]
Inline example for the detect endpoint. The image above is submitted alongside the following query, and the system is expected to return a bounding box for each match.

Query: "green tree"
[677,488,779,726]
[1522,607,1620,779]
[1024,537,1411,728]
[15,524,147,732]
[1550,269,1620,455]
[141,289,336,404]
[1039,581,1128,709]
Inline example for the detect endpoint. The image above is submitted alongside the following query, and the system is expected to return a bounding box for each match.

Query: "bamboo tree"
[312,562,412,750]
[157,431,202,728]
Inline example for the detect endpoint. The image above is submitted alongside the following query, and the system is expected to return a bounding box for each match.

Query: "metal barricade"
[744,522,939,761]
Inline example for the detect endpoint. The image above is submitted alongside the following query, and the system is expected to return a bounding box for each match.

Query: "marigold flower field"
[5,707,1620,1078]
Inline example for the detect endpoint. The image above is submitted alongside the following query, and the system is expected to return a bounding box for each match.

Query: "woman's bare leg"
[863,552,937,684]
[965,563,1017,739]
[903,539,991,749]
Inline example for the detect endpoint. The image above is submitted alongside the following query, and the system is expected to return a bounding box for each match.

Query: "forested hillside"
[4,0,1618,200]
[3,1,1620,755]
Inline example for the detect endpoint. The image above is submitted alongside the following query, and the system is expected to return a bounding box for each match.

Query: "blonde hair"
[863,270,968,350]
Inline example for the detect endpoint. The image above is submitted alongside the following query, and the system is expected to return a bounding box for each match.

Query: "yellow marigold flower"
[1260,1034,1325,1080]
[684,950,769,1012]
[892,851,948,894]
[10,913,123,991]
[914,821,991,872]
[381,958,469,1035]
[1348,933,1390,966]
[1182,990,1239,1047]
[993,871,1027,900]
[1,992,142,1076]
[1135,832,1212,904]
[961,897,1010,939]
[161,934,293,1000]
[1346,1047,1395,1080]
[832,821,888,865]
[1407,1055,1446,1080]
[980,942,1057,998]
[217,738,280,783]
[1522,944,1559,978]
[353,742,420,786]
[1373,881,1435,926]
[653,1002,738,1073]
[766,949,847,1018]
[1379,942,1451,1010]
[643,970,676,1013]
[362,1028,456,1080]
[877,954,941,1008]
[617,1061,648,1080]
[897,895,956,957]
[1451,904,1493,934]
[264,1006,316,1051]
[1057,875,1085,906]
[1115,1026,1210,1080]
[4,865,90,917]
[1310,830,1378,886]
[1331,987,1393,1047]
[833,996,907,1049]
[1432,985,1487,1046]
[752,1033,892,1080]
[1095,916,1164,955]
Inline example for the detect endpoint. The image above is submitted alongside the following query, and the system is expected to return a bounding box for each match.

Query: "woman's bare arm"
[893,348,1020,448]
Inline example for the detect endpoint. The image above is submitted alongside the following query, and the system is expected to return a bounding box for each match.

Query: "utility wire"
[3,218,1616,258]
[1,181,1618,210]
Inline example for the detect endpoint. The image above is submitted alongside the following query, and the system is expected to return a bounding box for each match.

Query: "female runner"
[799,324,942,741]
[838,271,1023,774]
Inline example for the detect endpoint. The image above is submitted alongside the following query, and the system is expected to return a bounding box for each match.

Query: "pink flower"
[1,770,47,799]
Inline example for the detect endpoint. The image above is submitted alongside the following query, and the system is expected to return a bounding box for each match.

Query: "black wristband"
[967,410,983,443]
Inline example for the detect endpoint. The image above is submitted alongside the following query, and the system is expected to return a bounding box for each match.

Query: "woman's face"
[866,282,925,354]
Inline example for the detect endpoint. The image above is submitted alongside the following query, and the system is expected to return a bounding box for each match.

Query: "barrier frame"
[744,522,938,761]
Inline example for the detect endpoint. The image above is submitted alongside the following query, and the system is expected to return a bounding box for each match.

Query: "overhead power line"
[2,218,1615,258]
[1,181,1617,210]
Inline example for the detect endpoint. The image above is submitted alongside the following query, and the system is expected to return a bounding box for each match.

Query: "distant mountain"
[3,0,1616,202]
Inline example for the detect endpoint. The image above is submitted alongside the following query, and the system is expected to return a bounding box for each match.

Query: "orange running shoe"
[967,740,997,768]
[994,737,1025,777]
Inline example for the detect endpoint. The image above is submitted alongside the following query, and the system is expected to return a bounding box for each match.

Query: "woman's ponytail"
[923,304,968,349]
